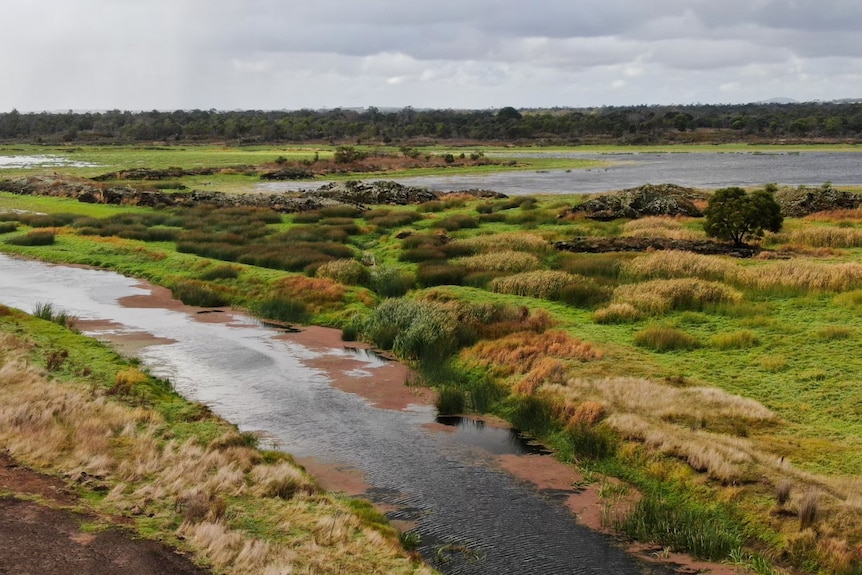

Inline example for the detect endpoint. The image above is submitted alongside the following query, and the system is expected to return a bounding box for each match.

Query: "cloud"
[1,0,859,111]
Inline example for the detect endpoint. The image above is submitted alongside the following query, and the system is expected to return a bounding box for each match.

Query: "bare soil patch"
[0,454,208,575]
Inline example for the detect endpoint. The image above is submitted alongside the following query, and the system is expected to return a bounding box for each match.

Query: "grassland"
[2,147,862,574]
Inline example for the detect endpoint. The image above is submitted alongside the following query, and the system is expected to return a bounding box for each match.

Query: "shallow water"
[0,155,98,169]
[0,254,665,574]
[258,150,862,195]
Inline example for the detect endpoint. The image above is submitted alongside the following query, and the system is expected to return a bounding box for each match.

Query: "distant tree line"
[1,102,861,145]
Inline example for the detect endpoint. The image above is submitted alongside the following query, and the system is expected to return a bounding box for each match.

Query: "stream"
[0,254,668,575]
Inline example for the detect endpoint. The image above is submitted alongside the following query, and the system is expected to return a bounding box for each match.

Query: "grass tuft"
[634,324,699,352]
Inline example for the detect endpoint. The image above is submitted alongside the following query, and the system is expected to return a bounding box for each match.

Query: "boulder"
[774,186,862,218]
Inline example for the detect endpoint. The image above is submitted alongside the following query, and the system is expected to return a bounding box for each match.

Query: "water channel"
[258,150,862,195]
[0,254,672,575]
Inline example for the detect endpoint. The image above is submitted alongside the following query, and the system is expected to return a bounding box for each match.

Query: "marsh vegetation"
[2,146,862,574]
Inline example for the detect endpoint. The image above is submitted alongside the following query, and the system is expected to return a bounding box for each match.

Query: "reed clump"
[613,278,743,315]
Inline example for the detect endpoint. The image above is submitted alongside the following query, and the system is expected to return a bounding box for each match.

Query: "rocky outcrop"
[562,183,707,220]
[775,186,862,218]
[0,176,504,213]
[554,237,761,258]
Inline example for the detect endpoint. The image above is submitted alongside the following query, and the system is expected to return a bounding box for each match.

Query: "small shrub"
[6,230,56,246]
[253,298,310,324]
[710,330,759,350]
[634,324,699,352]
[454,251,540,273]
[432,214,479,231]
[593,303,643,324]
[292,211,322,223]
[370,265,414,297]
[799,490,819,529]
[490,270,578,299]
[436,387,466,415]
[565,423,617,460]
[416,262,467,287]
[776,480,792,506]
[315,259,370,286]
[169,280,229,307]
[816,325,853,340]
[320,204,363,218]
[199,265,240,281]
[561,254,624,279]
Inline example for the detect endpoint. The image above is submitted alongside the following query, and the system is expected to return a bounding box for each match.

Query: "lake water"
[258,150,862,195]
[0,254,662,575]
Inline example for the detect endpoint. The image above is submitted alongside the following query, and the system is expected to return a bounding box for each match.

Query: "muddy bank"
[0,454,208,575]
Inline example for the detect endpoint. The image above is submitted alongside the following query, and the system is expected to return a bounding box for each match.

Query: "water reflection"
[436,416,552,456]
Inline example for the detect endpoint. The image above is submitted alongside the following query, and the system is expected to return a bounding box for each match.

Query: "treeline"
[1,102,861,145]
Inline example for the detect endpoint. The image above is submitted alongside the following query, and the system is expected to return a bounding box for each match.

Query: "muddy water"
[0,254,663,575]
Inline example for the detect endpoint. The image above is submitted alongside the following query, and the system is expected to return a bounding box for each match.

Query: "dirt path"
[0,453,209,575]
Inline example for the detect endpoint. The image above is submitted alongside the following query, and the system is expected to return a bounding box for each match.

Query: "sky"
[2,0,861,112]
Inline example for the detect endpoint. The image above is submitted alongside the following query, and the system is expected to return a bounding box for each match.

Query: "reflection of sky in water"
[256,151,862,195]
[0,155,98,168]
[0,253,658,575]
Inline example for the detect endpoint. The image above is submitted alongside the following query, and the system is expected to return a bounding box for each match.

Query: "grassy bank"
[2,172,862,573]
[0,305,431,574]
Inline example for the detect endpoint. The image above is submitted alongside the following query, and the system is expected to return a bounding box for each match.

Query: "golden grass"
[621,217,704,240]
[452,250,540,273]
[489,270,580,299]
[612,278,742,314]
[314,258,369,286]
[622,250,738,281]
[453,232,549,253]
[785,226,862,248]
[0,333,430,575]
[592,303,643,324]
[274,275,346,311]
[467,330,602,377]
[741,260,862,292]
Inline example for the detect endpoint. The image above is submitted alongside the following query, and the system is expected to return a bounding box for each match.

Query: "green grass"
[5,170,862,572]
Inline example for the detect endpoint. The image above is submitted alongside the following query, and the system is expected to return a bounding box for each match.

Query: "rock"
[774,186,862,218]
[554,237,761,258]
[310,180,438,205]
[562,183,707,220]
[260,167,314,180]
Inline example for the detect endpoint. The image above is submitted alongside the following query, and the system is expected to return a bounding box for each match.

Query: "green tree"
[703,186,783,246]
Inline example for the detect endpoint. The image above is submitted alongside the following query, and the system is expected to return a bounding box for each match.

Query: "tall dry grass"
[467,330,602,376]
[452,250,540,273]
[0,334,430,575]
[622,251,738,282]
[542,377,776,483]
[612,278,742,314]
[621,217,704,240]
[452,232,549,253]
[489,270,581,299]
[785,226,862,248]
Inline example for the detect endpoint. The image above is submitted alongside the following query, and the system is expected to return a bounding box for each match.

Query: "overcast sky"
[2,0,860,112]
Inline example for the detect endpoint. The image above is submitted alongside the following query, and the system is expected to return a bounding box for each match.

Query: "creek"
[0,254,669,575]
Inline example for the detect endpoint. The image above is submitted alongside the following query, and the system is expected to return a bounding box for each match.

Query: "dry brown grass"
[741,260,862,292]
[453,232,550,253]
[0,333,430,575]
[489,270,580,299]
[468,330,602,377]
[622,250,738,281]
[274,275,346,311]
[612,278,742,314]
[621,217,704,240]
[785,226,862,248]
[592,303,643,324]
[540,377,776,483]
[453,250,541,273]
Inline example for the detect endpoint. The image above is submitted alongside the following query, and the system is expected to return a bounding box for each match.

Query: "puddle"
[435,416,552,456]
[0,155,98,169]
